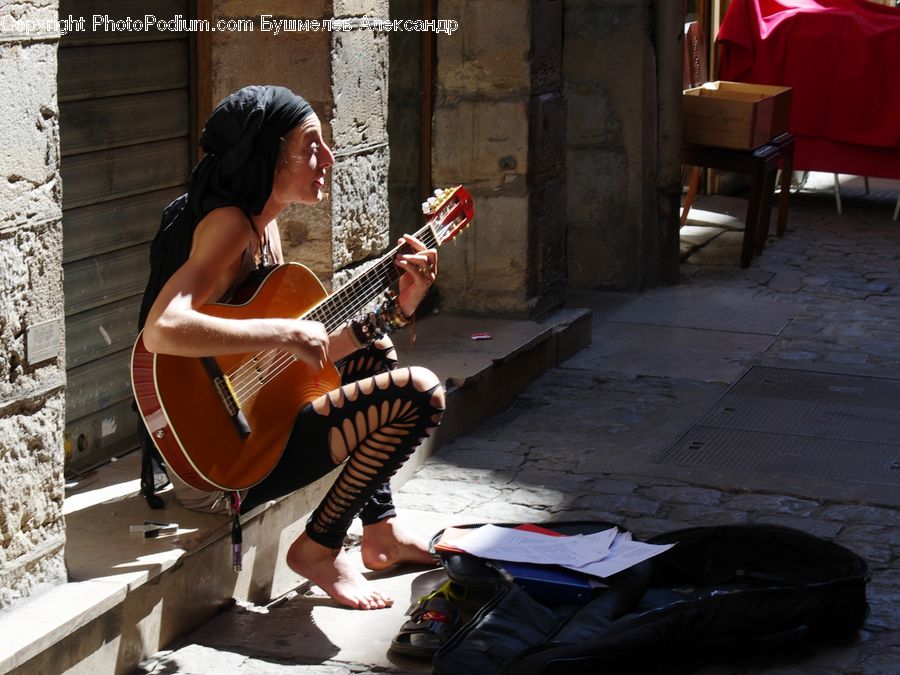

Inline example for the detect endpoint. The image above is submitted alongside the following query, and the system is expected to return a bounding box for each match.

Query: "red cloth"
[717,0,900,178]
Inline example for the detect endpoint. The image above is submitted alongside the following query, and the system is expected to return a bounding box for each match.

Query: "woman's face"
[272,114,334,205]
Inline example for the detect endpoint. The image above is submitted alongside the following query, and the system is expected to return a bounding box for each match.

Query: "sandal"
[389,581,462,658]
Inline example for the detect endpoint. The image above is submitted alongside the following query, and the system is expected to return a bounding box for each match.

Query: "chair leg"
[680,166,703,226]
[834,173,843,214]
[743,162,765,268]
[755,161,779,256]
[893,193,900,221]
[774,136,794,237]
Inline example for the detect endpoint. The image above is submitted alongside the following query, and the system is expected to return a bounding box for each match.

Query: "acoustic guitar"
[131,186,474,492]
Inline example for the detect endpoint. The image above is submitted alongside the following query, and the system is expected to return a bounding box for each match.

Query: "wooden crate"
[683,81,792,150]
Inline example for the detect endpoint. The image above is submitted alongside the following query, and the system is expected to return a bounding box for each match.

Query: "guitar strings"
[224,212,458,401]
[229,351,295,399]
[226,253,395,400]
[221,199,464,404]
[224,247,403,396]
[231,353,296,401]
[223,217,447,401]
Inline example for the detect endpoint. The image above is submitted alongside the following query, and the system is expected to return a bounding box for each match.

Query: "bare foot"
[361,517,437,571]
[287,532,393,610]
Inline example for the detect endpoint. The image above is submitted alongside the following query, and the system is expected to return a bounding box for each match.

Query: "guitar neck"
[302,223,439,332]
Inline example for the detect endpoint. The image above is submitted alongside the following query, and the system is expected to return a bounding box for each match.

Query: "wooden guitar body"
[132,263,341,492]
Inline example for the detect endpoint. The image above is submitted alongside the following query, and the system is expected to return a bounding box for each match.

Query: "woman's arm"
[142,208,330,370]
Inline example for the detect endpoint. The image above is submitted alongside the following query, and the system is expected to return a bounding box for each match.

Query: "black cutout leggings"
[241,338,445,548]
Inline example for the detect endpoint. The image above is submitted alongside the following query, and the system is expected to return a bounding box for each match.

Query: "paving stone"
[396,478,503,513]
[825,351,870,365]
[511,467,596,491]
[409,461,511,485]
[567,493,661,518]
[465,501,551,523]
[664,503,752,525]
[762,270,807,293]
[865,589,900,635]
[621,516,695,538]
[725,493,821,517]
[432,444,528,471]
[820,504,900,528]
[774,350,819,362]
[576,476,640,495]
[505,484,574,509]
[547,508,624,525]
[839,538,893,566]
[641,485,723,506]
[860,653,900,675]
[516,456,581,474]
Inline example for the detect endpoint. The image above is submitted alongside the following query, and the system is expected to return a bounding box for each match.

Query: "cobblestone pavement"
[141,182,900,674]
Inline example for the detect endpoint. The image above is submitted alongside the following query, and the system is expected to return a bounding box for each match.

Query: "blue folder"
[495,560,607,605]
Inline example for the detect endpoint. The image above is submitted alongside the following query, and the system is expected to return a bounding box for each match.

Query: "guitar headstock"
[422,186,475,246]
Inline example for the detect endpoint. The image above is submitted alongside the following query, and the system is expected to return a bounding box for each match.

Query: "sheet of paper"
[564,533,675,578]
[452,524,618,567]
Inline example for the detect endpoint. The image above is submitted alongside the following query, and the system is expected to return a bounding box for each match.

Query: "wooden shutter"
[59,0,192,472]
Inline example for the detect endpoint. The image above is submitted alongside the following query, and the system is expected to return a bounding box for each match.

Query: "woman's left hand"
[395,234,438,317]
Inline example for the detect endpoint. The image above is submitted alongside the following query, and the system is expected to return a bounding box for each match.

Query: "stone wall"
[210,0,391,286]
[387,0,424,244]
[433,0,567,317]
[564,0,680,290]
[0,0,68,611]
[330,0,391,280]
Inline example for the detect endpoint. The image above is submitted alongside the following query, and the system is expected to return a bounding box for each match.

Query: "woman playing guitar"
[138,86,445,610]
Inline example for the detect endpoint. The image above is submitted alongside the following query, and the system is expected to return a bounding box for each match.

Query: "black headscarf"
[138,85,314,328]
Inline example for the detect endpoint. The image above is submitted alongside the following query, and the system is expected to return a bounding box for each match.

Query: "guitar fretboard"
[303,223,439,332]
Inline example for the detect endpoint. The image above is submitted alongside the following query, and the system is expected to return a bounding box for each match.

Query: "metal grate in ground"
[657,366,900,487]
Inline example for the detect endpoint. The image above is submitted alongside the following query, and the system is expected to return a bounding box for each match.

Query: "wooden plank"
[194,0,213,164]
[63,186,183,264]
[64,244,149,316]
[60,137,190,209]
[65,399,139,473]
[59,40,189,102]
[64,348,133,423]
[65,296,141,369]
[59,0,189,47]
[61,89,190,156]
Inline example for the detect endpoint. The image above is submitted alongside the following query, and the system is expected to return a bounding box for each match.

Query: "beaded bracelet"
[349,292,411,346]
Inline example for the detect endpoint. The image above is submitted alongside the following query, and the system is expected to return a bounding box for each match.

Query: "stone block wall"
[330,17,390,276]
[0,0,68,611]
[210,0,391,287]
[564,0,679,290]
[433,0,567,317]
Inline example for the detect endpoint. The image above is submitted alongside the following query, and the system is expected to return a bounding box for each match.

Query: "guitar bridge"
[202,357,251,437]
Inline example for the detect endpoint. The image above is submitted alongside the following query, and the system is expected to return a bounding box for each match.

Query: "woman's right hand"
[282,319,330,370]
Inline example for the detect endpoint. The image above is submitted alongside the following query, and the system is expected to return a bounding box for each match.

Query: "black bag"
[427,522,869,674]
[134,194,192,509]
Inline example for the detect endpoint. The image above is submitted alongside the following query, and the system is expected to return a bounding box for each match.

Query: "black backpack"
[419,522,868,674]
[135,194,192,509]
